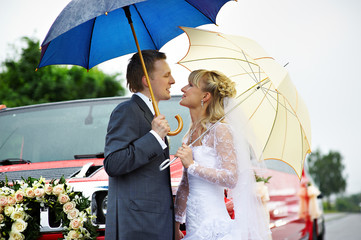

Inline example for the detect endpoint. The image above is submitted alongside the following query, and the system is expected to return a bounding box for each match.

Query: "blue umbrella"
[37,0,234,135]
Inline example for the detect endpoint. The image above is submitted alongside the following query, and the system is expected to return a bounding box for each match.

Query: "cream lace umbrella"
[176,27,311,179]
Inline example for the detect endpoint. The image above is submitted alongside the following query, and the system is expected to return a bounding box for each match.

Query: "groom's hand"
[152,114,170,139]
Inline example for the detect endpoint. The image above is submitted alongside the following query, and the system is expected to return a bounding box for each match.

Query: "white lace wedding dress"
[174,122,270,240]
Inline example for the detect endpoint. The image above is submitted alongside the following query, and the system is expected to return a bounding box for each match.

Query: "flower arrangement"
[0,176,98,240]
[254,173,271,226]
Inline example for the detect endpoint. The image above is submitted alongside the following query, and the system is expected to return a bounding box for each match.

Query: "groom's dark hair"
[126,50,167,93]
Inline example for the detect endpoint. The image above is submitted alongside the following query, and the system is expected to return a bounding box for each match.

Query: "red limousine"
[0,96,324,239]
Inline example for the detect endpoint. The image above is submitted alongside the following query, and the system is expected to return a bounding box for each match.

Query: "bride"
[174,70,271,240]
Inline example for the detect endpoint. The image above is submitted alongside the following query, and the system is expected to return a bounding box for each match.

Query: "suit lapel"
[132,95,153,124]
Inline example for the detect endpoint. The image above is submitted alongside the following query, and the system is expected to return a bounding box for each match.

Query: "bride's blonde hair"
[188,69,236,137]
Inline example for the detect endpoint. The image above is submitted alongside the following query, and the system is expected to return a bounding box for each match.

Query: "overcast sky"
[1,0,360,194]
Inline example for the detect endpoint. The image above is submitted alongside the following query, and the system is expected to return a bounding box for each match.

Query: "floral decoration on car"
[0,176,98,240]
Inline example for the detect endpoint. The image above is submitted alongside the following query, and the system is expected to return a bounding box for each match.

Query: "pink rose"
[25,188,35,198]
[0,196,8,206]
[67,230,80,239]
[67,209,79,220]
[58,194,70,204]
[44,184,53,195]
[52,184,64,196]
[34,188,45,198]
[69,218,83,230]
[63,202,76,213]
[7,196,16,205]
[15,191,25,203]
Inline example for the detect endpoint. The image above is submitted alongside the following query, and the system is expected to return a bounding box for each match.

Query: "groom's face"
[150,59,175,102]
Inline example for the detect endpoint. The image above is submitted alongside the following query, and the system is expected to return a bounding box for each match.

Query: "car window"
[0,99,119,163]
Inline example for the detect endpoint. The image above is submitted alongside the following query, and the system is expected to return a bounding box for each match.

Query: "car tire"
[317,219,325,240]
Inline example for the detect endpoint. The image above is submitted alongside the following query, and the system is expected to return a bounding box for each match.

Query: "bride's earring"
[201,99,204,108]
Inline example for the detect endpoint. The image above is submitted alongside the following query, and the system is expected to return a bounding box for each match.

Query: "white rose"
[10,210,25,221]
[9,231,25,240]
[0,213,4,223]
[11,219,28,233]
[4,206,15,216]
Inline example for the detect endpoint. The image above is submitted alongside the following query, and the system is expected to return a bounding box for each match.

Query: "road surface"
[324,213,361,240]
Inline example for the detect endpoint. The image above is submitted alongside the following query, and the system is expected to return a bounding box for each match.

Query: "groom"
[104,50,175,239]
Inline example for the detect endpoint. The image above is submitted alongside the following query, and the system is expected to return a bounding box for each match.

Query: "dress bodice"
[185,145,233,239]
[174,123,237,239]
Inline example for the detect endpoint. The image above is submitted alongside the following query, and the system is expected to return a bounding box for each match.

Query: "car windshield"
[0,96,190,163]
[0,95,295,174]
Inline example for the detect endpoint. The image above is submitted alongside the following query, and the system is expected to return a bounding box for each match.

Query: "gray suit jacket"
[104,95,174,239]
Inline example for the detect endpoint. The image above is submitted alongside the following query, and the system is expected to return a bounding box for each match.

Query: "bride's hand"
[175,143,194,168]
[175,222,184,240]
[175,229,184,240]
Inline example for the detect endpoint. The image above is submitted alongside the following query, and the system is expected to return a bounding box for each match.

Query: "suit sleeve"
[103,103,164,177]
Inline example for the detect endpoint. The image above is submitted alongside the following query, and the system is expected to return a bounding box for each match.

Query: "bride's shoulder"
[210,122,232,134]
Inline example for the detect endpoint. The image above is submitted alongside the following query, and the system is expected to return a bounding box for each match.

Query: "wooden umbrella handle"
[168,114,183,136]
[124,6,183,136]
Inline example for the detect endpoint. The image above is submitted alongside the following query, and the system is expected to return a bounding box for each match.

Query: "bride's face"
[180,81,204,109]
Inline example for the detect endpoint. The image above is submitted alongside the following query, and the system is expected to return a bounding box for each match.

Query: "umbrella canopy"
[37,0,233,70]
[178,27,311,179]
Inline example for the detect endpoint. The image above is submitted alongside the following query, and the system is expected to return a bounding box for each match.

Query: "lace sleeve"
[188,124,238,189]
[174,168,189,223]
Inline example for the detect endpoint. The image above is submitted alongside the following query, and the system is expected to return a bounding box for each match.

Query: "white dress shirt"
[134,92,167,150]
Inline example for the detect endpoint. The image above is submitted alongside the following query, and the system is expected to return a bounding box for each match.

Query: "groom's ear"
[141,75,149,88]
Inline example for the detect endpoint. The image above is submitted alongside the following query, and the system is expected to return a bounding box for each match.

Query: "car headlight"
[92,191,107,224]
[101,195,107,216]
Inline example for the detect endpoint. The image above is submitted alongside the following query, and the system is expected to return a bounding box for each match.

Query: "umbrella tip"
[105,11,108,16]
[35,68,38,72]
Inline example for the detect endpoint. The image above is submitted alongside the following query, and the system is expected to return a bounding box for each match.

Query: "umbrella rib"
[261,90,280,163]
[133,5,157,49]
[238,50,279,107]
[259,88,298,118]
[240,49,259,84]
[87,18,97,70]
[248,82,273,121]
[184,0,217,24]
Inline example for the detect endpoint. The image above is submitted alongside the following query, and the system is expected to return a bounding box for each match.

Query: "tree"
[335,193,361,212]
[0,37,125,107]
[307,149,347,208]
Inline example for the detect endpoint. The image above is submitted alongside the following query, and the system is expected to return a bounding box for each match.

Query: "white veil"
[224,97,271,240]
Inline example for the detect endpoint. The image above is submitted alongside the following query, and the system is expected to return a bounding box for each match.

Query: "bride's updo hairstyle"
[189,69,236,131]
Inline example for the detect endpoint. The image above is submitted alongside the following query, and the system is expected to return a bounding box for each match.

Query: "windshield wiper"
[0,158,31,166]
[74,153,104,159]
